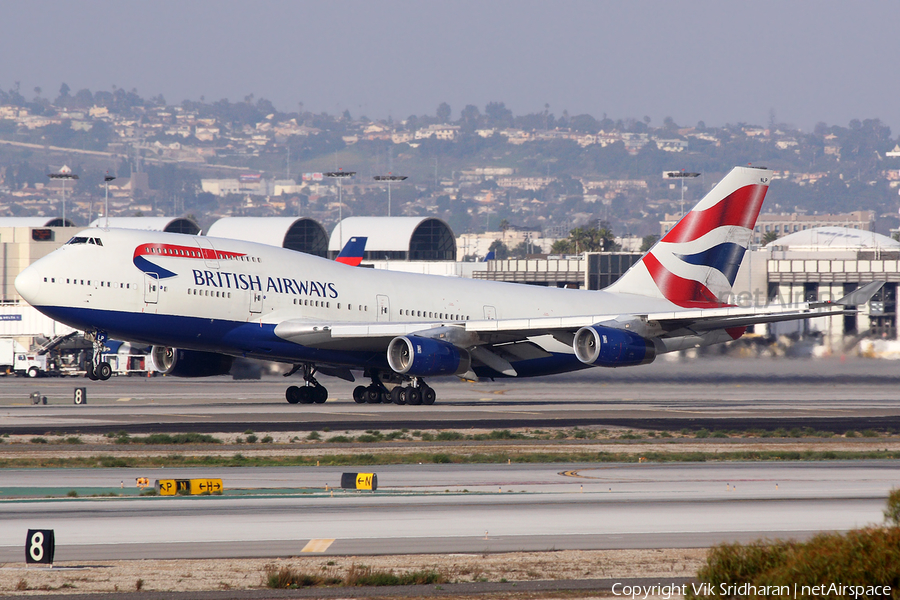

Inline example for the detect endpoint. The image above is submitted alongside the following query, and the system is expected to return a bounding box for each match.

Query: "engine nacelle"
[150,346,234,377]
[387,335,470,376]
[573,326,656,368]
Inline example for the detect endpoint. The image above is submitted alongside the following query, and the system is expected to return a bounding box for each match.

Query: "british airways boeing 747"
[14,167,881,405]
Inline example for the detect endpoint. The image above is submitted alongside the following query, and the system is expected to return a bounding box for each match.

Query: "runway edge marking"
[301,538,335,553]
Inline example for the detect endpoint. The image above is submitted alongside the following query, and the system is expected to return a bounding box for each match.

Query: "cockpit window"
[66,236,103,246]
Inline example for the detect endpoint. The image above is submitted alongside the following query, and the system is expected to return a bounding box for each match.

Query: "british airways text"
[191,270,338,298]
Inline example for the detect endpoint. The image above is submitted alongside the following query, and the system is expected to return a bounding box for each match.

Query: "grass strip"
[0,449,898,469]
[264,564,447,589]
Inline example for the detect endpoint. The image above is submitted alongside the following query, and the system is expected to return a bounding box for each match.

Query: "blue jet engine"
[387,335,470,376]
[572,326,656,367]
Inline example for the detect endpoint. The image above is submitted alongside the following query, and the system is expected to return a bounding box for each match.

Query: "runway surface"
[0,461,896,561]
[2,357,900,434]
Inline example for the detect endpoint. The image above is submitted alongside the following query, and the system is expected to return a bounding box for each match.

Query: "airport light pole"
[324,170,355,249]
[373,174,407,217]
[663,170,700,216]
[48,166,79,226]
[103,173,116,229]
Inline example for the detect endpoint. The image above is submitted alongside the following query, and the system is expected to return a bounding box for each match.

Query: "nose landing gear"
[84,330,112,381]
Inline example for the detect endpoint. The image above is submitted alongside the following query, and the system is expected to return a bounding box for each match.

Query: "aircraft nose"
[14,266,42,305]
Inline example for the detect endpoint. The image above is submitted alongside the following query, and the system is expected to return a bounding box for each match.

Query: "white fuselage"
[16,228,684,376]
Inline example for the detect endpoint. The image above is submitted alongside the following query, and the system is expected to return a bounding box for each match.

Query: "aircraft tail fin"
[335,236,367,266]
[606,166,770,307]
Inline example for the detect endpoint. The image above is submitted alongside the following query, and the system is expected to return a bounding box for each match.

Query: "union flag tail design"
[606,166,770,307]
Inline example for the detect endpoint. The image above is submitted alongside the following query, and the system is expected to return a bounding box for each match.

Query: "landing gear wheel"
[313,385,328,404]
[96,362,113,381]
[390,386,406,405]
[365,386,382,403]
[299,387,315,404]
[85,365,99,380]
[406,387,422,405]
[286,386,301,404]
[421,385,436,405]
[382,389,394,404]
[353,386,367,404]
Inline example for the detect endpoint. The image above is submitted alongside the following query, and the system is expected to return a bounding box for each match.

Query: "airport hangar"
[0,216,892,353]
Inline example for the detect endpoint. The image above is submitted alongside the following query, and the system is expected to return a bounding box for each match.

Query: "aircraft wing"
[273,282,882,375]
[275,282,881,346]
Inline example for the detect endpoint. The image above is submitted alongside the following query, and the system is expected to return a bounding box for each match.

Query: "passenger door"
[249,290,263,314]
[376,294,390,322]
[144,274,159,305]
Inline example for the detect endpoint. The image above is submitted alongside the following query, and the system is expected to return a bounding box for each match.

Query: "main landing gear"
[352,370,436,406]
[84,330,112,381]
[284,363,328,404]
[283,366,437,406]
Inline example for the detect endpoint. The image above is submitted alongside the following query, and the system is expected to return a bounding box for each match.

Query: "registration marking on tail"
[301,538,335,553]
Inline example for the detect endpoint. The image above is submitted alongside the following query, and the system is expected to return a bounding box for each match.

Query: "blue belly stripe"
[36,304,587,378]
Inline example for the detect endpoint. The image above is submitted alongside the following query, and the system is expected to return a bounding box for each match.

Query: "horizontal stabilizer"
[836,281,884,306]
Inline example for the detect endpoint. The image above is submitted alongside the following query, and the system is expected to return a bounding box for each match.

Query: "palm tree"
[762,230,780,245]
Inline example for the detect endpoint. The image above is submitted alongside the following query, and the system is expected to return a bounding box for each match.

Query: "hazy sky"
[3,0,899,133]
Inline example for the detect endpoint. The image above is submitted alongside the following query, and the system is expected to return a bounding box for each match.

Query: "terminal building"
[0,220,77,342]
[731,226,898,349]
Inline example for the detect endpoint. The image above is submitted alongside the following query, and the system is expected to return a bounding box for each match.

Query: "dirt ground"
[0,548,705,596]
[3,428,898,460]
